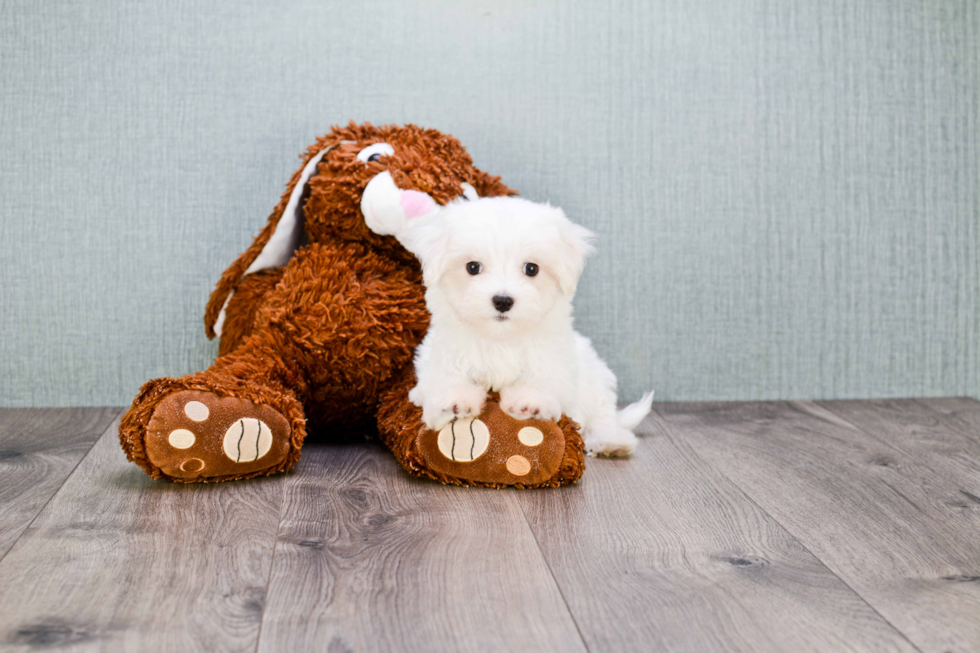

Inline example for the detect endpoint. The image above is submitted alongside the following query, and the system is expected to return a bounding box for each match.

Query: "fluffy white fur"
[397,196,653,457]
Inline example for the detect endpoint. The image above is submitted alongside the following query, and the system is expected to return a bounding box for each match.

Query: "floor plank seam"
[651,407,927,653]
[516,496,593,653]
[252,474,289,653]
[0,408,124,567]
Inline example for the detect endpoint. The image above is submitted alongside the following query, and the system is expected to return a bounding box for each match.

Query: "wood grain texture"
[659,400,980,653]
[915,397,980,432]
[0,407,120,560]
[256,440,587,653]
[818,397,980,498]
[3,401,978,651]
[0,420,285,652]
[878,397,980,473]
[517,411,916,652]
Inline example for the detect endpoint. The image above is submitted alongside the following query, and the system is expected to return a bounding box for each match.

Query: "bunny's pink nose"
[400,190,437,218]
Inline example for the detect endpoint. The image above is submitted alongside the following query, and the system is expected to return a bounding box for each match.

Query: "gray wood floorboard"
[913,397,980,436]
[658,400,980,653]
[0,420,285,653]
[817,398,980,513]
[888,397,980,475]
[1,400,976,652]
[517,410,917,653]
[0,407,120,561]
[256,439,587,653]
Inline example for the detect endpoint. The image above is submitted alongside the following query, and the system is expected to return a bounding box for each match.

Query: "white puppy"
[394,196,653,457]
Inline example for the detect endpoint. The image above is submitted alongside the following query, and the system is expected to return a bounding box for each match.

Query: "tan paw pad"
[505,455,532,476]
[517,426,544,446]
[436,418,490,462]
[168,429,196,449]
[180,458,205,473]
[183,400,210,422]
[223,418,273,462]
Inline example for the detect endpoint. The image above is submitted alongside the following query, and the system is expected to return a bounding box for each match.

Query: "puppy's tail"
[617,391,655,431]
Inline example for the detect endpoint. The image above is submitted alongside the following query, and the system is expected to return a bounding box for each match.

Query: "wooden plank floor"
[0,398,977,652]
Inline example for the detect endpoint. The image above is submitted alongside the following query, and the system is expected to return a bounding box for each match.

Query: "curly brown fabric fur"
[202,122,514,337]
[119,122,585,487]
[218,270,284,357]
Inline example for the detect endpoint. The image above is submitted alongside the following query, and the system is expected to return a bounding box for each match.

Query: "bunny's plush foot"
[120,377,305,482]
[378,369,586,488]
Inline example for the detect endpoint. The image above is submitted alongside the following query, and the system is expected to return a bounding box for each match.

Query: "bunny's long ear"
[204,143,336,338]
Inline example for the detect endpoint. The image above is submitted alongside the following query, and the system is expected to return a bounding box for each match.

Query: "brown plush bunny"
[118,122,586,488]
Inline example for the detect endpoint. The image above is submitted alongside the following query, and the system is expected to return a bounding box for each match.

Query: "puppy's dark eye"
[466,261,482,275]
[367,153,382,162]
[523,262,539,277]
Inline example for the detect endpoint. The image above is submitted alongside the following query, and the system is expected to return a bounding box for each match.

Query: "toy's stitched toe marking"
[183,401,210,422]
[436,418,489,462]
[180,458,205,473]
[168,429,196,449]
[506,455,531,476]
[518,426,544,447]
[222,418,273,462]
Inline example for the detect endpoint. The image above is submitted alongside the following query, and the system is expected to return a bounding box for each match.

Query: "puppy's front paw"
[585,428,638,458]
[422,384,487,431]
[500,386,562,422]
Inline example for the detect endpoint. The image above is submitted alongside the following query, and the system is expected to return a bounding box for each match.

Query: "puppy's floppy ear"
[399,211,453,286]
[205,139,338,337]
[550,207,596,297]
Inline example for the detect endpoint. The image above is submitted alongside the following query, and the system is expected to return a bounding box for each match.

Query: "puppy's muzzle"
[492,295,514,313]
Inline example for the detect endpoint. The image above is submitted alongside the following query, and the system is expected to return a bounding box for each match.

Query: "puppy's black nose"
[492,294,514,313]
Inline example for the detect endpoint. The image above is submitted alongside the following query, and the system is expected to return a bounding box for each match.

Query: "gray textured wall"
[1,0,977,407]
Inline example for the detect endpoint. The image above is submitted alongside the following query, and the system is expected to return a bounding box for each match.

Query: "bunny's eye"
[460,182,480,201]
[356,142,394,163]
[523,263,539,277]
[466,262,482,275]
